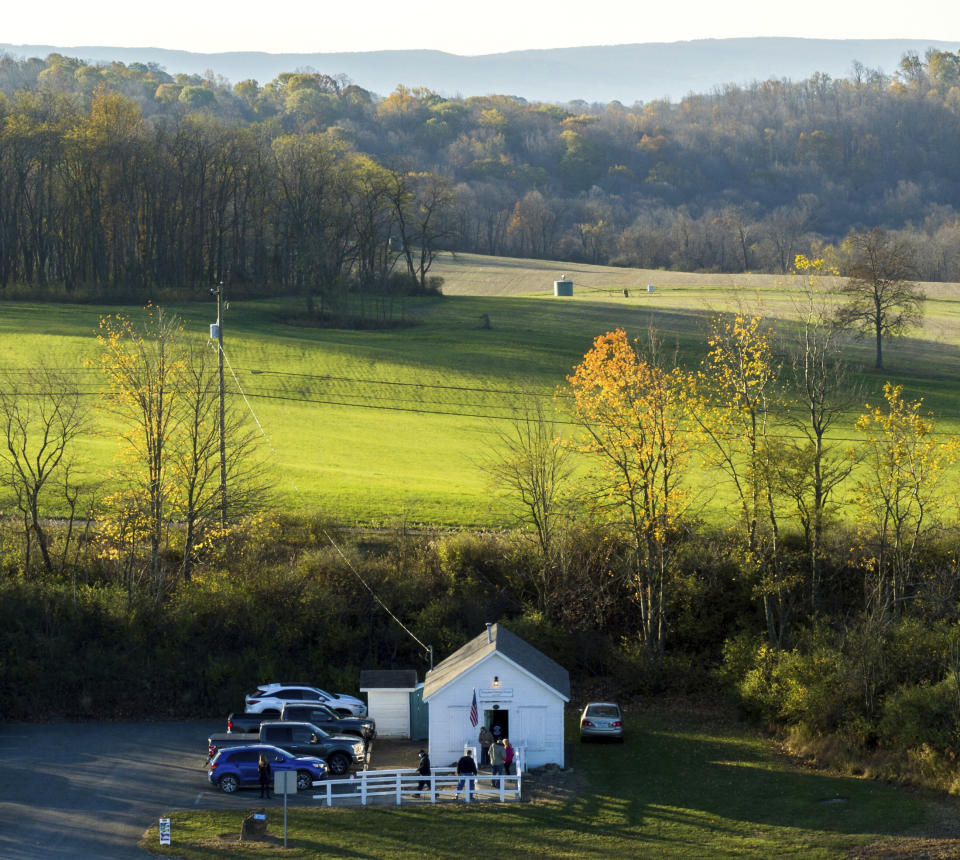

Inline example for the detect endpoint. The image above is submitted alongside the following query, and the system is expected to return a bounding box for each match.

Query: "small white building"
[423,623,570,768]
[359,669,422,739]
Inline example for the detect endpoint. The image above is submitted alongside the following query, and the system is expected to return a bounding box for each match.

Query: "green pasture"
[1,253,959,527]
[142,708,935,858]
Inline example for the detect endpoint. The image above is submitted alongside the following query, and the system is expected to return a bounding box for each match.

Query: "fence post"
[430,772,435,803]
[396,772,402,805]
[361,770,368,806]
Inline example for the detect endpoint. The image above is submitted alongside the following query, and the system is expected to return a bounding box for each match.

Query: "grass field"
[2,253,959,527]
[142,706,943,858]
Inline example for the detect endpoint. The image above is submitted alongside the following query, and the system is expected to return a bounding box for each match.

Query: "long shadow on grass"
[563,719,925,855]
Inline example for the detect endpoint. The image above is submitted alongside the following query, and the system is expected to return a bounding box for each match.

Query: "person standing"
[456,749,477,799]
[489,738,506,788]
[258,754,271,799]
[504,739,515,775]
[415,749,431,796]
[478,725,493,767]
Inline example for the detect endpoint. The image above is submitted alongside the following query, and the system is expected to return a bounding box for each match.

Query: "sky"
[3,1,959,56]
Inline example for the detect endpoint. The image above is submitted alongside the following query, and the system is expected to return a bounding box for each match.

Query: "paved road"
[0,719,338,859]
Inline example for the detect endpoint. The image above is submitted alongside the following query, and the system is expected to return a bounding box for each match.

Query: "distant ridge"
[3,38,959,103]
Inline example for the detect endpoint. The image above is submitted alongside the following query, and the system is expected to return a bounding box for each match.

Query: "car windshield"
[306,723,330,739]
[586,705,620,718]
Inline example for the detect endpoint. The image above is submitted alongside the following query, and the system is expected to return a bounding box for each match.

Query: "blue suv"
[208,744,327,793]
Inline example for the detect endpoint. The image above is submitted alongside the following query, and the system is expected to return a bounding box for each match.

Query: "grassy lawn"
[141,708,936,858]
[2,254,959,527]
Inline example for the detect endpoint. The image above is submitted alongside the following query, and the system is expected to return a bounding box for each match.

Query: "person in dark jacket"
[455,750,477,798]
[415,749,431,795]
[478,725,493,767]
[258,754,271,799]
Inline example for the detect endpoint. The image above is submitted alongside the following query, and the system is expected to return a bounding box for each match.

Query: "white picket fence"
[312,765,522,806]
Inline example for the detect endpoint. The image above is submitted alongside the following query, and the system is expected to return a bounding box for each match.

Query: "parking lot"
[0,719,391,859]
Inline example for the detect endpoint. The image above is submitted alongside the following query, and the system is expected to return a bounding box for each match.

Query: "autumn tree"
[837,228,924,369]
[696,313,793,645]
[567,328,691,658]
[853,383,957,618]
[97,307,184,598]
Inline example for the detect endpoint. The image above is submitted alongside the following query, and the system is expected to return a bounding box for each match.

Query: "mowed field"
[2,252,959,527]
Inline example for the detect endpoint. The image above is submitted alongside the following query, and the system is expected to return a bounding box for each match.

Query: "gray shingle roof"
[359,669,418,690]
[423,623,570,701]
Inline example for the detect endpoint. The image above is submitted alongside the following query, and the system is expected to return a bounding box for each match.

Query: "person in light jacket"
[489,738,506,788]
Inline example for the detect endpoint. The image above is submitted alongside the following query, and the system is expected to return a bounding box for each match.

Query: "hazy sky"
[4,1,958,55]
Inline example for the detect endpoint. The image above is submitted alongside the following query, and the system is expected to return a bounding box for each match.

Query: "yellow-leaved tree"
[854,383,958,617]
[567,328,691,659]
[695,313,795,646]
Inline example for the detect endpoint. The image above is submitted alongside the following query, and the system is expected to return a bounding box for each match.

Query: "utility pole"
[213,282,227,529]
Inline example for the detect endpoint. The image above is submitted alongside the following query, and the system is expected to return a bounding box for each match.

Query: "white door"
[447,706,471,754]
[518,706,546,750]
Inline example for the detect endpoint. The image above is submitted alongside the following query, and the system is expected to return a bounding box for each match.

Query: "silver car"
[579,702,624,742]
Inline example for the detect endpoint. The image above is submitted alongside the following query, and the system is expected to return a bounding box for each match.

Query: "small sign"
[253,813,266,821]
[158,818,171,845]
[480,688,513,698]
[275,770,298,795]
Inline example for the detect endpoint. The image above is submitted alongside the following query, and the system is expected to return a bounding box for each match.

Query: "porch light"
[493,676,501,688]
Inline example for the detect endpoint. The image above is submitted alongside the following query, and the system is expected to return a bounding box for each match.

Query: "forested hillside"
[2,49,960,300]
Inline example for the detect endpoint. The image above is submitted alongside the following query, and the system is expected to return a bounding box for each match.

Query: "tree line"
[3,263,960,786]
[2,49,960,299]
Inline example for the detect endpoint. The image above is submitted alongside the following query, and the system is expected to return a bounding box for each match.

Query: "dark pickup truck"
[209,721,366,776]
[226,704,376,743]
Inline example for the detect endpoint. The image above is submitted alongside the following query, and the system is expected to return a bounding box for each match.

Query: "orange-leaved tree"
[567,328,691,659]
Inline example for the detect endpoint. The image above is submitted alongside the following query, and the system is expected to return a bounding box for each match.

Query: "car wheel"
[327,752,350,776]
[219,774,240,793]
[296,771,313,792]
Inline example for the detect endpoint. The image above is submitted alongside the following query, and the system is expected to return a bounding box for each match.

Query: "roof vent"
[486,622,493,643]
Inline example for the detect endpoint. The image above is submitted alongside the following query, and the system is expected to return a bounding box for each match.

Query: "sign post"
[158,817,171,846]
[275,770,298,848]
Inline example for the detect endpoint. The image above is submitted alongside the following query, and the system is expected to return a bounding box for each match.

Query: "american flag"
[469,688,479,727]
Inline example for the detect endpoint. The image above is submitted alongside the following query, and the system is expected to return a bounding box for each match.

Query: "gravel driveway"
[0,719,354,859]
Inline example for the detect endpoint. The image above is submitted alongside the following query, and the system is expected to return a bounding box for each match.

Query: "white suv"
[244,683,367,717]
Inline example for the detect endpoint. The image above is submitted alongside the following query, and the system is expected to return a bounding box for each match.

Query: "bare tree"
[780,272,858,610]
[172,340,269,582]
[0,362,89,575]
[483,397,574,616]
[837,228,924,369]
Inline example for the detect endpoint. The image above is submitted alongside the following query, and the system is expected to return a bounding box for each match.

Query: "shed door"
[518,706,546,751]
[409,687,428,741]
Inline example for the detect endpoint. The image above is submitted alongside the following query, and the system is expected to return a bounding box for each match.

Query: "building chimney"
[486,622,493,643]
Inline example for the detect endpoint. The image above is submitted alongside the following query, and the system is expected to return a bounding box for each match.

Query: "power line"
[220,343,432,659]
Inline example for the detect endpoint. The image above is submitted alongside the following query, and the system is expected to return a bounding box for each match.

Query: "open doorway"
[486,708,509,744]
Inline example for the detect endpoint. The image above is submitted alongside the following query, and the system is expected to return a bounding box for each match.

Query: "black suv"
[280,703,376,744]
[259,721,366,776]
